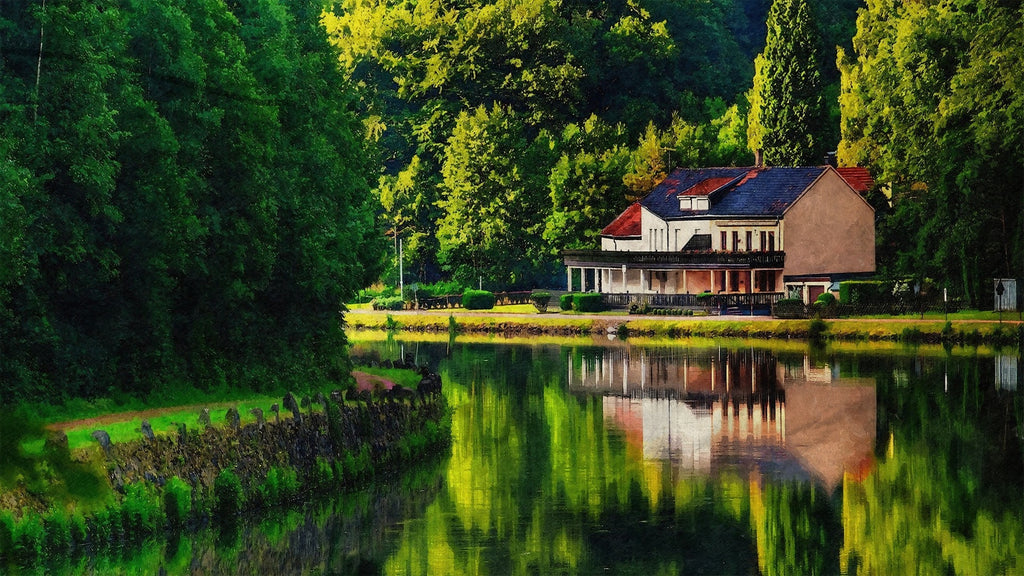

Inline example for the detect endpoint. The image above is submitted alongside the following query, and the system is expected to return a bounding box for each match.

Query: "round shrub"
[462,289,496,310]
[214,469,242,524]
[164,477,192,529]
[808,318,829,341]
[628,300,650,315]
[530,291,552,313]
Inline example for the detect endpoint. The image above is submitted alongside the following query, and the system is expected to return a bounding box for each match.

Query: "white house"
[562,165,876,305]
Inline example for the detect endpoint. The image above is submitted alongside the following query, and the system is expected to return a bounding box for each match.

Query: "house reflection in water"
[569,346,876,490]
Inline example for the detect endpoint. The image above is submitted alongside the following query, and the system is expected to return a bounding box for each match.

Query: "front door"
[808,285,825,303]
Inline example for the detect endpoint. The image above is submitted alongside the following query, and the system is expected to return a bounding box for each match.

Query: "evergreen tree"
[747,0,826,166]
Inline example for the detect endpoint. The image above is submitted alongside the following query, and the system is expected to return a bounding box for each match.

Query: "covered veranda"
[562,250,787,309]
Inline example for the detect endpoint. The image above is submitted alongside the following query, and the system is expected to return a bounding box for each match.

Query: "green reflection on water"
[841,355,1024,575]
[11,338,1021,575]
[368,338,1022,576]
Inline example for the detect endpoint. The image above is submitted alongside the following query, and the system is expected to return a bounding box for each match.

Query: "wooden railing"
[602,292,785,309]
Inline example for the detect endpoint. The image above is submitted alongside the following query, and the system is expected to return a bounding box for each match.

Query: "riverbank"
[346,308,1024,347]
[0,365,449,568]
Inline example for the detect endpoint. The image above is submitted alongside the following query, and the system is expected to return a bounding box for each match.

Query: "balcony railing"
[603,292,785,309]
[562,249,785,269]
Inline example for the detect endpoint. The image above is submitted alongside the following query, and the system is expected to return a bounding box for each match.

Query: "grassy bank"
[346,310,1024,348]
[0,366,448,568]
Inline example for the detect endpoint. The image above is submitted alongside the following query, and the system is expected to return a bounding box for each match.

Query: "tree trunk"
[34,0,45,123]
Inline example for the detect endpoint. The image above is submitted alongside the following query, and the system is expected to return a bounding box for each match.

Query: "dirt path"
[45,371,396,432]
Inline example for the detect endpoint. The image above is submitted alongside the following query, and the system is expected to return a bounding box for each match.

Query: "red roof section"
[678,176,737,196]
[836,167,874,193]
[601,202,642,238]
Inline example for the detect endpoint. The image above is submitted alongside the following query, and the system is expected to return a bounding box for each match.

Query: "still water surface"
[45,335,1024,574]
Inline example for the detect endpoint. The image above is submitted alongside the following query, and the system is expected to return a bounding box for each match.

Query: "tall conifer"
[747,0,826,166]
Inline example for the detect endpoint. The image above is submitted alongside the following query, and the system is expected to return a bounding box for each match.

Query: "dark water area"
[14,336,1024,575]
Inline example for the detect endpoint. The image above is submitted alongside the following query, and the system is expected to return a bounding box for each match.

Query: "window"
[745,231,752,252]
[732,231,739,251]
[721,231,727,251]
[680,197,692,210]
[760,231,767,252]
[768,231,775,251]
[755,271,777,292]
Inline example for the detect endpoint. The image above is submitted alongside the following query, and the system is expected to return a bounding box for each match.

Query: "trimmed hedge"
[371,296,405,310]
[572,293,604,313]
[773,298,807,319]
[462,290,495,310]
[559,294,574,311]
[839,280,883,304]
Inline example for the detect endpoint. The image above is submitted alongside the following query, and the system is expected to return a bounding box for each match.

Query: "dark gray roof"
[640,166,828,220]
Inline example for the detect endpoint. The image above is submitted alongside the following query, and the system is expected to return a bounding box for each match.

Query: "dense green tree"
[323,0,803,287]
[747,0,827,166]
[543,117,633,253]
[838,0,1024,305]
[437,104,557,287]
[0,0,381,402]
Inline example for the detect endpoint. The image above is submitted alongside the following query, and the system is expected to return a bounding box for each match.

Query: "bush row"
[462,289,495,310]
[371,296,405,310]
[559,293,604,313]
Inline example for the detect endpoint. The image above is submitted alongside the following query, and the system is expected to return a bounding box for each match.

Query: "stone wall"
[103,395,446,492]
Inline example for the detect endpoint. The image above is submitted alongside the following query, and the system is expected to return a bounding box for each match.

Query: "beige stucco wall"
[782,169,875,278]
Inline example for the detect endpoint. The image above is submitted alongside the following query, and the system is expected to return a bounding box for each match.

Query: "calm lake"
[30,334,1024,575]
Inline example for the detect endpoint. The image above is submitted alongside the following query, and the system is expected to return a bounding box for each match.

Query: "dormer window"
[679,196,709,211]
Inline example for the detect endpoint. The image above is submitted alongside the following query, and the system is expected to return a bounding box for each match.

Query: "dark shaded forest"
[0,0,385,403]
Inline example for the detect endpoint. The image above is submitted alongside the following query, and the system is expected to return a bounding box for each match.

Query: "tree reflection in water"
[46,339,1023,575]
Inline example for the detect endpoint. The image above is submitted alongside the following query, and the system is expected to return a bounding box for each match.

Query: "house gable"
[781,168,875,277]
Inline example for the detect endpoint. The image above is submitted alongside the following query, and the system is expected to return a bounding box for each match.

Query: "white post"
[621,265,627,293]
[399,238,404,295]
[582,268,588,293]
[567,268,573,292]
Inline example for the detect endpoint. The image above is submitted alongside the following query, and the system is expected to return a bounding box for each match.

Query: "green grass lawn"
[24,366,421,453]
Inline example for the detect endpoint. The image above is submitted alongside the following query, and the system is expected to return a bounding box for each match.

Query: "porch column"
[710,270,716,293]
[567,267,573,292]
[581,268,588,292]
[621,265,627,293]
[640,269,646,293]
[748,270,753,294]
[682,269,688,293]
